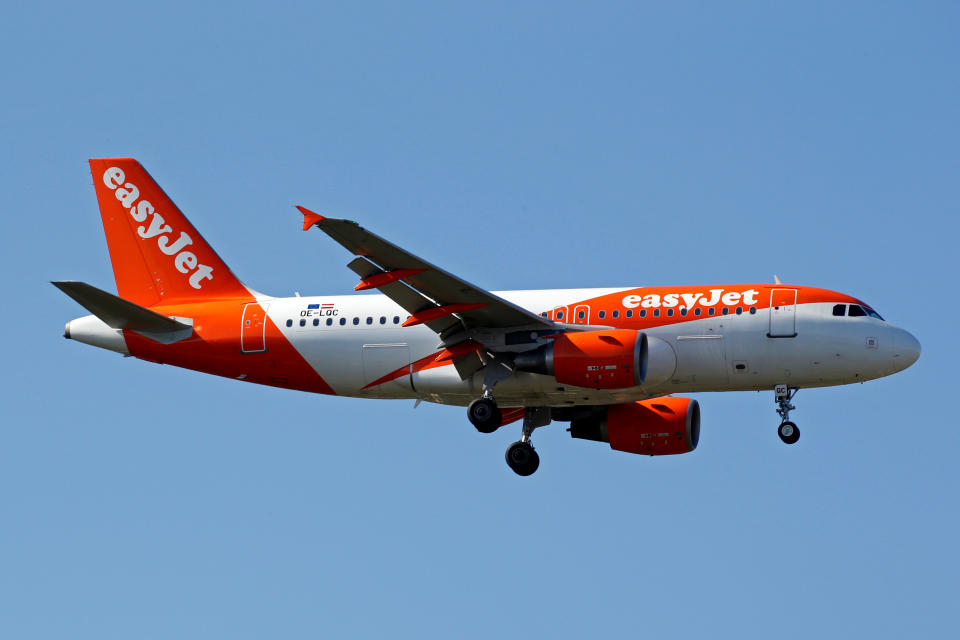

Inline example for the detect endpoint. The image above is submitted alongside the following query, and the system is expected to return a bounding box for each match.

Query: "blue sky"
[2,2,957,638]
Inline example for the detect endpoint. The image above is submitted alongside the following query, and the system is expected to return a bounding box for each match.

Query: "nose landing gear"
[774,384,800,444]
[778,420,799,444]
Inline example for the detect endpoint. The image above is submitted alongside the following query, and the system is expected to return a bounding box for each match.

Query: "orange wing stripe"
[355,268,427,291]
[402,303,488,327]
[434,339,482,362]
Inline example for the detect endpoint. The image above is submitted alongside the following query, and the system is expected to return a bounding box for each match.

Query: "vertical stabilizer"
[88,158,249,306]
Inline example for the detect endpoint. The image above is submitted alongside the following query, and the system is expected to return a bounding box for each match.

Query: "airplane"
[55,158,921,476]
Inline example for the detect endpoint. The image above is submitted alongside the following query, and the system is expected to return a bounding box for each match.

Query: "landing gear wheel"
[468,397,502,434]
[505,441,540,476]
[778,421,800,445]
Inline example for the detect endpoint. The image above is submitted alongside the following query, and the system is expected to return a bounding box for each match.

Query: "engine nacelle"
[514,330,647,390]
[569,397,700,455]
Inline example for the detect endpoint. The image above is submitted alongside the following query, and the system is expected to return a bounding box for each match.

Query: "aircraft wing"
[299,207,554,338]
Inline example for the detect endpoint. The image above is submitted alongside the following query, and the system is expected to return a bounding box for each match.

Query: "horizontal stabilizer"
[52,281,193,341]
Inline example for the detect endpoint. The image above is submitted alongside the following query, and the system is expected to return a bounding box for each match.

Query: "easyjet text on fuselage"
[621,288,760,309]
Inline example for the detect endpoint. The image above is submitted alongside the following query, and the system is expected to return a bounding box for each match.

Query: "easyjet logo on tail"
[102,167,214,289]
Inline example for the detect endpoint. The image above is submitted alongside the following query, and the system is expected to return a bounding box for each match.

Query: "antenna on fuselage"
[774,275,782,285]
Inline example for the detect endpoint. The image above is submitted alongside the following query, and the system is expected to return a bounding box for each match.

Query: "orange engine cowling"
[568,397,700,455]
[513,330,648,390]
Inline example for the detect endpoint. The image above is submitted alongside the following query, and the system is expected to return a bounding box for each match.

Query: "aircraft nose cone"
[894,329,921,371]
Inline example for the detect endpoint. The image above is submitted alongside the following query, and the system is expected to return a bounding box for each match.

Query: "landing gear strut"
[505,407,550,476]
[468,352,515,434]
[774,384,800,444]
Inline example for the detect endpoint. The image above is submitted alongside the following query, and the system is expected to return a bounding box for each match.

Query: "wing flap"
[346,257,463,334]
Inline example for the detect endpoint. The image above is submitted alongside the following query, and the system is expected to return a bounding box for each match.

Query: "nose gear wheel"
[778,420,800,444]
[774,384,800,445]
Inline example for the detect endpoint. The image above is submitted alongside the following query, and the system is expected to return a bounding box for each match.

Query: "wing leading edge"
[298,207,554,338]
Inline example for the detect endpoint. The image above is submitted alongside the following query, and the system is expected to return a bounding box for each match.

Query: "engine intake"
[568,397,700,456]
[514,330,647,390]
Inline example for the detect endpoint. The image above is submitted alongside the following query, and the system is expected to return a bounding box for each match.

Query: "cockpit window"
[837,302,884,320]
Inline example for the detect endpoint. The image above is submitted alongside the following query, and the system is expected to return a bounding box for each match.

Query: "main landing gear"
[468,354,551,476]
[468,396,501,434]
[467,395,549,476]
[468,352,514,434]
[505,407,550,476]
[774,384,800,444]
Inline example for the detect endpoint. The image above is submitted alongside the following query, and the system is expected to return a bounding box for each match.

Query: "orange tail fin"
[89,158,250,306]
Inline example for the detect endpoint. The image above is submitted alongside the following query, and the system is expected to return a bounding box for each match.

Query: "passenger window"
[653,309,660,317]
[326,318,333,326]
[578,310,585,319]
[708,308,715,316]
[640,310,646,318]
[612,310,619,318]
[313,318,319,326]
[626,309,634,318]
[736,307,743,315]
[353,317,360,325]
[694,308,702,316]
[849,305,866,317]
[749,307,757,314]
[680,308,687,316]
[598,310,606,319]
[299,319,306,327]
[366,317,373,325]
[339,318,346,326]
[380,316,386,324]
[832,304,847,317]
[667,309,674,317]
[393,316,400,324]
[556,311,564,320]
[722,308,729,315]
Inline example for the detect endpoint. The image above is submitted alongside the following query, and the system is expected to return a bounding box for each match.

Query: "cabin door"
[768,289,798,337]
[241,303,268,353]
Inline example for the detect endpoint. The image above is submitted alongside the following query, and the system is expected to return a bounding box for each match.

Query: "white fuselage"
[259,287,918,407]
